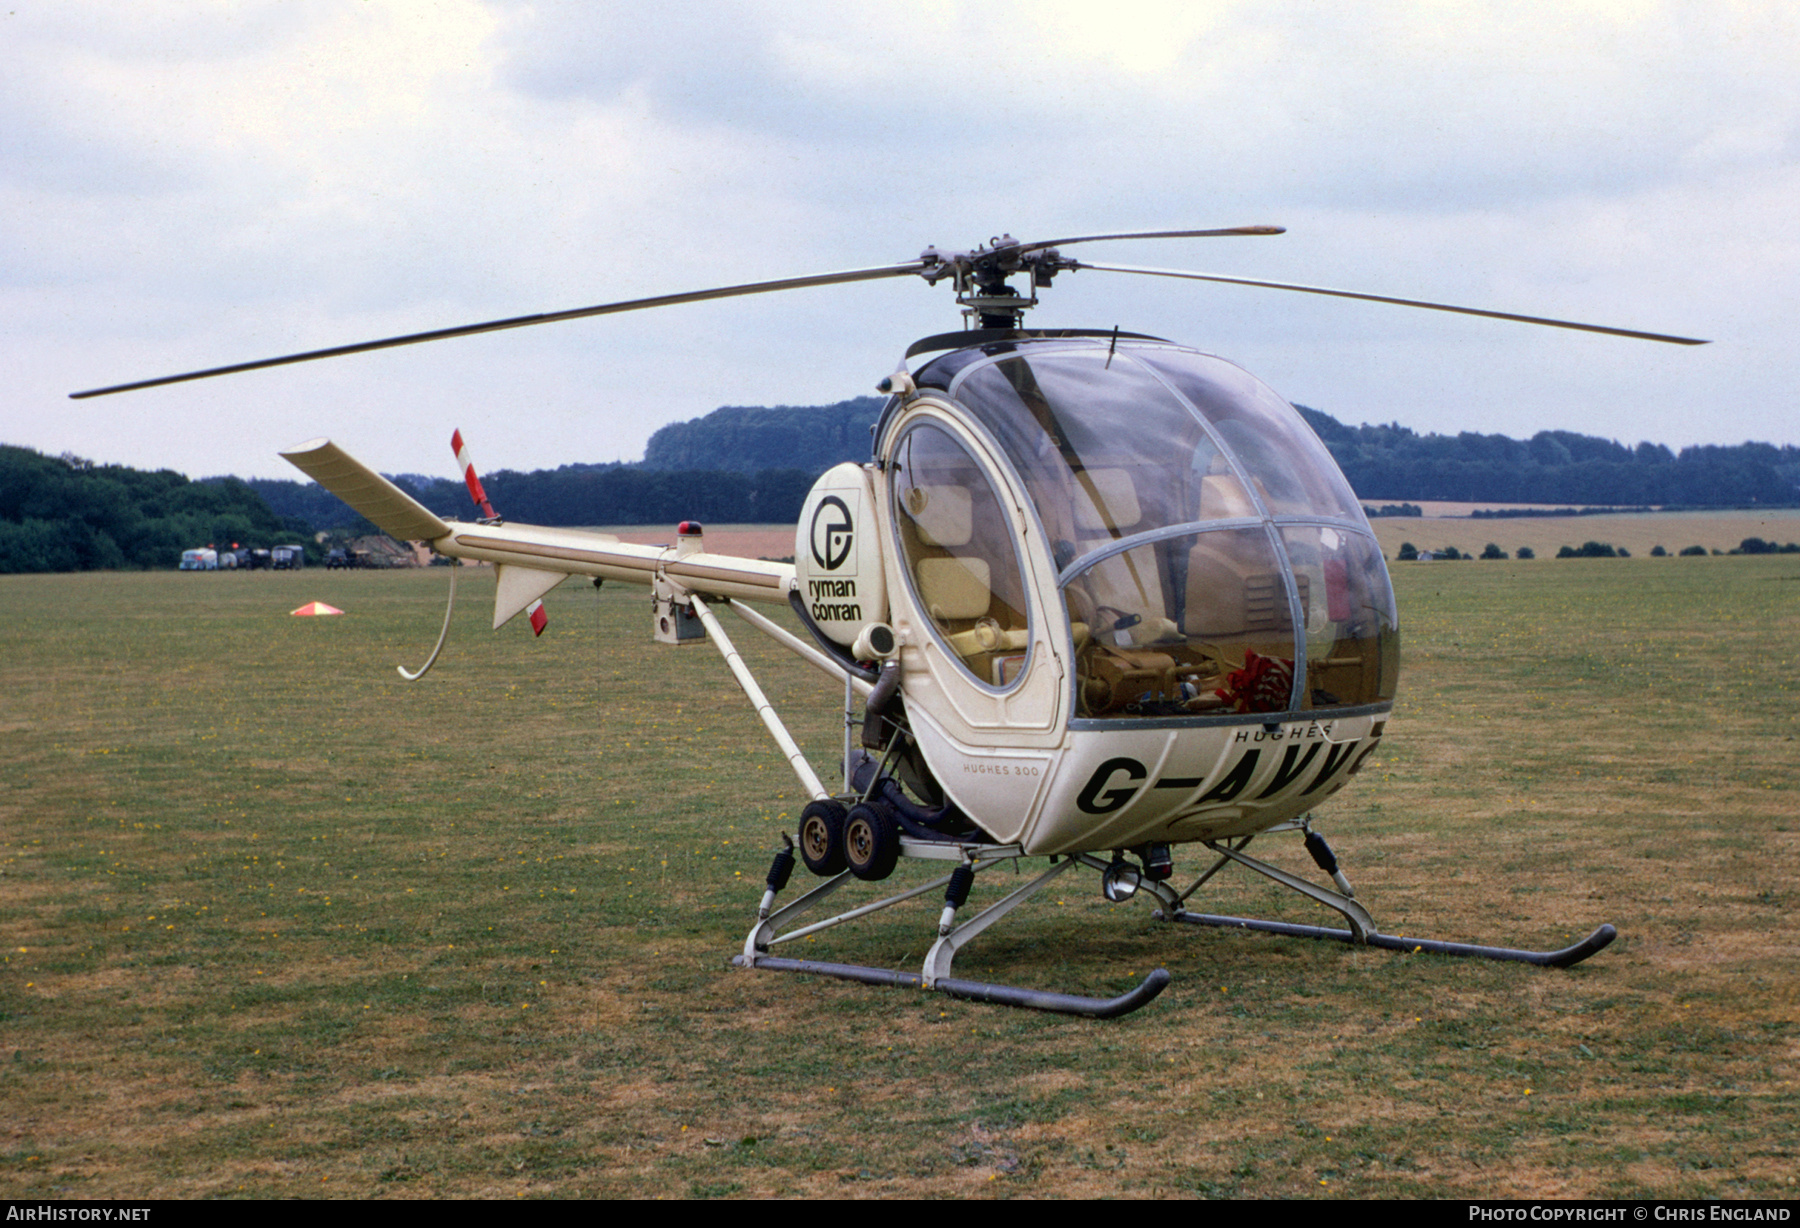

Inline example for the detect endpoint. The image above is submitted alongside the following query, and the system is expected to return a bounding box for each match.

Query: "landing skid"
[740,956,1171,1019]
[1164,912,1617,968]
[733,839,1172,1019]
[1150,828,1616,969]
[733,822,1614,1020]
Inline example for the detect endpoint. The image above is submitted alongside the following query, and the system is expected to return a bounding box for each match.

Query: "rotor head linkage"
[917,234,1073,327]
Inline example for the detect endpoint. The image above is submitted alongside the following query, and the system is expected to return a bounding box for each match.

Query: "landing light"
[1101,857,1142,903]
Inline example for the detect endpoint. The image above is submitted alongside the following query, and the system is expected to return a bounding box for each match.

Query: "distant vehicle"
[325,547,355,569]
[178,548,217,571]
[271,545,306,570]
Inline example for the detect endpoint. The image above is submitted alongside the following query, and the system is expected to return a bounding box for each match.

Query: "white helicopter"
[75,228,1706,1017]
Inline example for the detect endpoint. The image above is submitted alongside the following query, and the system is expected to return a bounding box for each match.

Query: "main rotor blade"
[1013,226,1284,257]
[70,260,931,399]
[1071,261,1709,345]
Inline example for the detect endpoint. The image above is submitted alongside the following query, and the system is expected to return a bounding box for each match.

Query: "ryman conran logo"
[809,496,854,571]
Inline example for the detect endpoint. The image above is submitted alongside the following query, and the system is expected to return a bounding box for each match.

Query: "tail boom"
[280,438,797,609]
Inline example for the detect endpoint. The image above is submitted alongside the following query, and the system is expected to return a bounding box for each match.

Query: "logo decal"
[809,495,855,571]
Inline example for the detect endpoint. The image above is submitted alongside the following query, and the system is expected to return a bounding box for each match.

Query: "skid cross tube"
[1200,840,1377,941]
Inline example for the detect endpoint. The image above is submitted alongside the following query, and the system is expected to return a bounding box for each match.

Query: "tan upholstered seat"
[1074,468,1142,535]
[1184,537,1301,638]
[916,556,992,622]
[1198,473,1257,520]
[1072,468,1167,623]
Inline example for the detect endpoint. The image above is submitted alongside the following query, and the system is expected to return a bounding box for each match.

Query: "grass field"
[2,541,1795,1199]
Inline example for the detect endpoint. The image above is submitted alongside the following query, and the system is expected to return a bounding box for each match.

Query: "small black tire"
[798,800,848,876]
[843,802,900,882]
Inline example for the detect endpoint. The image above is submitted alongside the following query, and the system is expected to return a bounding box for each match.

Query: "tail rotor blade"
[451,429,497,519]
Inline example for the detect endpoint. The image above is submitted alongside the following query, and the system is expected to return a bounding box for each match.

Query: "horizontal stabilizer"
[493,563,567,630]
[280,438,452,543]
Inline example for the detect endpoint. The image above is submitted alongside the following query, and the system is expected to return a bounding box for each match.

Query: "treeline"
[224,401,1800,543]
[385,464,820,527]
[249,400,889,531]
[1399,538,1799,562]
[249,400,1800,536]
[252,462,819,530]
[1297,409,1800,506]
[640,400,1800,508]
[13,393,1799,574]
[1470,505,1658,518]
[642,397,884,473]
[0,446,306,574]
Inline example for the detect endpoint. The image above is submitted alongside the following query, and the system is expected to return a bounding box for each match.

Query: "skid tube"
[734,841,1171,1019]
[733,955,1172,1019]
[1163,913,1616,968]
[1152,829,1616,969]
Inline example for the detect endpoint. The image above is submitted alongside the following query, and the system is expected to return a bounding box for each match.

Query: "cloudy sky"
[5,1,1795,480]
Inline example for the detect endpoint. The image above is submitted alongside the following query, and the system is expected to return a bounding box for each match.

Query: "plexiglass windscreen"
[946,342,1399,719]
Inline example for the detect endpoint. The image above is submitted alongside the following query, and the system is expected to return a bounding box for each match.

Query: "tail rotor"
[451,429,499,521]
[452,429,550,637]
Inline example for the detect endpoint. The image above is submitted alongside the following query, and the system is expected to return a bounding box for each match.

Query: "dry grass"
[1,557,1795,1199]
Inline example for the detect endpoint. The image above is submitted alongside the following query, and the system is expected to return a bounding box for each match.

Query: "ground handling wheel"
[842,802,900,882]
[798,800,848,876]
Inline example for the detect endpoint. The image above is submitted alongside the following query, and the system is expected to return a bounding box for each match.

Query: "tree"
[1480,543,1507,560]
[0,446,292,573]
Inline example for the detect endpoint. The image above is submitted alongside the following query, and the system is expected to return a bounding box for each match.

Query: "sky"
[4,1,1796,480]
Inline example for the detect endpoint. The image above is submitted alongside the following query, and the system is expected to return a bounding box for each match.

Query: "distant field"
[1,560,1795,1198]
[1366,507,1800,559]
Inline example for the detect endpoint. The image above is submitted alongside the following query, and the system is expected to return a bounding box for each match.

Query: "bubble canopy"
[908,338,1399,722]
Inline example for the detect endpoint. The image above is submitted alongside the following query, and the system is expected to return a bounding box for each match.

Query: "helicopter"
[74,227,1707,1017]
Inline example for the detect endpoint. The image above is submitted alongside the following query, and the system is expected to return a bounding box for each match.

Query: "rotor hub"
[917,234,1075,329]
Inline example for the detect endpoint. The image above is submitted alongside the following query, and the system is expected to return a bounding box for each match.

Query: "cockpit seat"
[1198,473,1257,520]
[1184,537,1303,640]
[916,556,992,623]
[1073,468,1142,536]
[1071,468,1170,631]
